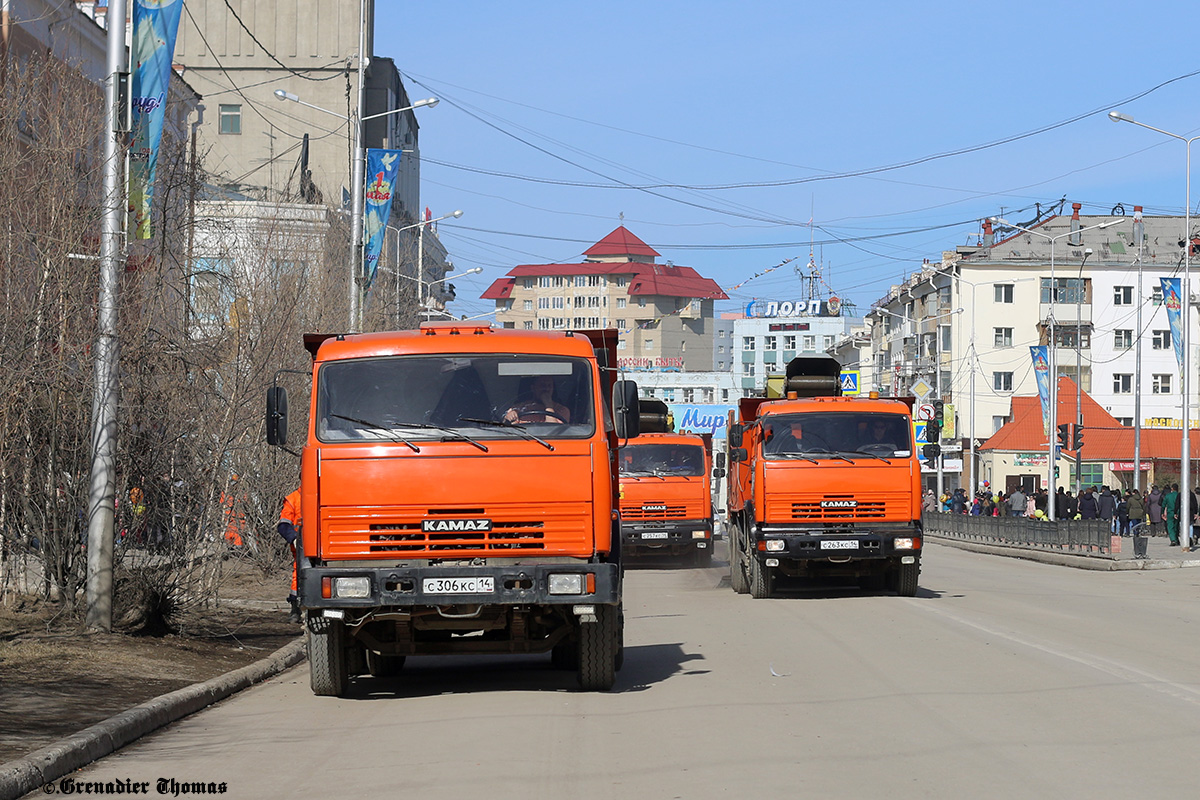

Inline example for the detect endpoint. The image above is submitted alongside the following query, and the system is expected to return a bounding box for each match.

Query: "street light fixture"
[989,216,1120,519]
[1109,110,1199,548]
[274,89,440,331]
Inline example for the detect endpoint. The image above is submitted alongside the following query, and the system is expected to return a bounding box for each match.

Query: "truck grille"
[790,500,887,521]
[322,502,592,558]
[622,504,688,520]
[763,492,908,524]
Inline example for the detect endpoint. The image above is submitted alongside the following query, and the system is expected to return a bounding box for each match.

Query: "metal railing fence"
[924,513,1114,557]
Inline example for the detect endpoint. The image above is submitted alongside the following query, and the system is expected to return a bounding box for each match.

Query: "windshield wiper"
[391,421,489,452]
[804,449,856,464]
[330,413,420,452]
[458,417,554,451]
[771,452,819,464]
[847,449,893,463]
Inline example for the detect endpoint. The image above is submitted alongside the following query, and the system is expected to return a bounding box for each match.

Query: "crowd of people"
[923,483,1198,551]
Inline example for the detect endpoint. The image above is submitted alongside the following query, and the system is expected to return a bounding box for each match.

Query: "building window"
[722,390,730,401]
[615,319,626,329]
[615,277,627,288]
[588,317,600,327]
[637,297,646,307]
[553,317,565,329]
[552,296,564,309]
[1115,417,1134,427]
[523,299,533,311]
[940,325,952,352]
[523,320,533,330]
[1152,285,1163,306]
[539,276,551,288]
[1039,277,1085,304]
[743,337,755,351]
[617,298,627,309]
[218,104,242,135]
[1152,330,1171,349]
[588,275,600,287]
[994,327,1012,347]
[575,276,586,287]
[784,334,796,350]
[764,335,777,351]
[1153,374,1173,394]
[523,278,534,289]
[824,335,834,350]
[1114,329,1133,349]
[1055,327,1091,348]
[992,415,1008,434]
[994,284,1014,303]
[588,296,600,308]
[802,335,816,351]
[683,388,695,402]
[1113,373,1133,393]
[993,372,1013,392]
[538,318,550,330]
[537,297,549,309]
[1113,285,1133,305]
[743,363,755,376]
[718,345,725,354]
[644,338,654,349]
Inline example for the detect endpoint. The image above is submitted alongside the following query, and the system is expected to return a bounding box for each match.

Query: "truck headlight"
[764,539,786,552]
[548,573,583,595]
[894,537,916,551]
[333,576,371,598]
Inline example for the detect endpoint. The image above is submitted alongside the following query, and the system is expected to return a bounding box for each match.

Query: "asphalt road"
[40,542,1200,799]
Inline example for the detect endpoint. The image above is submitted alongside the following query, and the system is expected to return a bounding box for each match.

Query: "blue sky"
[378,1,1200,320]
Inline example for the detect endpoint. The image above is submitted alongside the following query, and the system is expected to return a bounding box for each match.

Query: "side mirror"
[613,380,640,439]
[715,452,726,469]
[266,386,289,446]
[729,447,748,463]
[729,424,743,448]
[712,467,726,479]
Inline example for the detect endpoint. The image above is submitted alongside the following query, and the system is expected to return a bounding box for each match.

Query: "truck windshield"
[619,444,705,477]
[761,412,912,460]
[316,355,595,442]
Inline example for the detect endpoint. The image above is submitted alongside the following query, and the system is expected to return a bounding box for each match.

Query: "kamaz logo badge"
[821,500,858,508]
[422,519,492,532]
[643,504,667,511]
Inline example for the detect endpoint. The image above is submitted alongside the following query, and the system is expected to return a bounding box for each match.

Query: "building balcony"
[1041,302,1091,326]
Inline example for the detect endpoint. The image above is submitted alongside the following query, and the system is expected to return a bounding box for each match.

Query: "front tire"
[578,604,619,690]
[308,619,349,697]
[749,553,773,599]
[895,561,919,597]
[730,524,749,594]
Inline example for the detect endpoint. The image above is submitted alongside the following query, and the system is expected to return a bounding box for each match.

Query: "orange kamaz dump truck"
[617,400,722,566]
[726,355,923,598]
[266,323,639,695]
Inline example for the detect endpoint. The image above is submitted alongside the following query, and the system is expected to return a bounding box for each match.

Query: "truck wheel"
[895,562,920,597]
[578,604,618,691]
[615,604,625,672]
[366,650,406,677]
[308,620,349,697]
[346,641,367,677]
[749,554,773,599]
[730,527,749,594]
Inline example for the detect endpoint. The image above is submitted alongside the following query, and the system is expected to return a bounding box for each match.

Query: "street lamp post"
[1110,110,1199,549]
[383,210,464,326]
[990,217,1120,520]
[273,89,439,331]
[379,264,482,321]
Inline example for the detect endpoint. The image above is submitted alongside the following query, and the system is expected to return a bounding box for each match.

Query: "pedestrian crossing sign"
[839,370,860,395]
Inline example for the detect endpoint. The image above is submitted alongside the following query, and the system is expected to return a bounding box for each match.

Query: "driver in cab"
[503,375,571,424]
[859,419,897,451]
[766,421,806,454]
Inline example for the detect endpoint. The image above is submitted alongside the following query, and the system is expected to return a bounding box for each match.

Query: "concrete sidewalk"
[928,529,1200,571]
[0,637,305,800]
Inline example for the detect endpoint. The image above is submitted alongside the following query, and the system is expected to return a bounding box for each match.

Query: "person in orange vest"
[221,475,245,547]
[278,487,301,623]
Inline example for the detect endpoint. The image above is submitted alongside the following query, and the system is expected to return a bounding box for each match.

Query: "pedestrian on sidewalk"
[1079,487,1098,520]
[1164,483,1180,546]
[1098,487,1116,532]
[1148,485,1163,536]
[1008,488,1027,517]
[278,486,302,623]
[1116,492,1130,537]
[1127,489,1148,558]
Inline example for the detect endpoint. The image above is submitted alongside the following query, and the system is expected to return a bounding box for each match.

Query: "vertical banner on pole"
[1030,345,1050,436]
[128,0,184,239]
[1161,277,1185,379]
[363,149,404,291]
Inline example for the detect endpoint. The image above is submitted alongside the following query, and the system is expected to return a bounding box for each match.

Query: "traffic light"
[1072,424,1084,450]
[922,443,941,460]
[927,400,944,444]
[1057,423,1071,449]
[932,400,944,424]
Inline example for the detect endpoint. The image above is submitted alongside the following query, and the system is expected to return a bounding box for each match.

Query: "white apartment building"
[733,305,863,394]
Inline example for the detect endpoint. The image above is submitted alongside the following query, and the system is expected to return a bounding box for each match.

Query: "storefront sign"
[668,404,735,436]
[1108,461,1151,472]
[618,357,684,370]
[1013,453,1048,467]
[745,297,842,318]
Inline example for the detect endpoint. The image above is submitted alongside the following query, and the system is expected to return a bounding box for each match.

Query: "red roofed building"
[978,376,1199,495]
[481,226,728,371]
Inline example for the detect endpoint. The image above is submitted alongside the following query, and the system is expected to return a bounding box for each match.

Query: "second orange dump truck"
[726,355,923,598]
[266,323,639,696]
[617,401,723,566]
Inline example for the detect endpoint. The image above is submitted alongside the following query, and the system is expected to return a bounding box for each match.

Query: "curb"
[927,534,1200,571]
[0,637,306,800]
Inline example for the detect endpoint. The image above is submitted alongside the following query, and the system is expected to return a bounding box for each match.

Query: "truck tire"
[578,604,618,691]
[895,562,919,597]
[308,620,349,697]
[730,525,749,594]
[366,651,406,677]
[749,553,773,599]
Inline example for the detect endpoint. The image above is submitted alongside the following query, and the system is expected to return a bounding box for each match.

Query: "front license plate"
[422,577,495,594]
[641,531,669,540]
[820,539,858,550]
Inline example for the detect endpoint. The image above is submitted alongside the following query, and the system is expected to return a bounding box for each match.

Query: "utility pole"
[85,0,129,632]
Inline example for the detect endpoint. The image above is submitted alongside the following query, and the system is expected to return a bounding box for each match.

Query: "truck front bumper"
[753,527,921,562]
[298,562,620,609]
[621,519,711,553]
